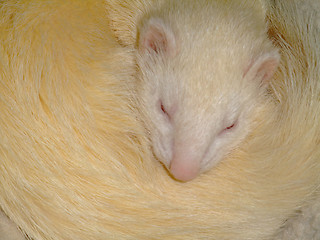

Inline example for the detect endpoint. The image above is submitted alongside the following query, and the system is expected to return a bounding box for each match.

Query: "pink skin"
[170,154,200,182]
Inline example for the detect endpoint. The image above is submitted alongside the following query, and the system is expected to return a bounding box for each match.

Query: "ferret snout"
[170,159,200,182]
[169,147,201,181]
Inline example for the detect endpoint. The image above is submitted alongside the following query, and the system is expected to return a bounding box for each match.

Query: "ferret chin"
[136,0,279,181]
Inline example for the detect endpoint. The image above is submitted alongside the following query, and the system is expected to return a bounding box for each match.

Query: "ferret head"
[136,2,279,181]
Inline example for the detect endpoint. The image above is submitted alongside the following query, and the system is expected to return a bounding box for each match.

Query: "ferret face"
[137,9,279,181]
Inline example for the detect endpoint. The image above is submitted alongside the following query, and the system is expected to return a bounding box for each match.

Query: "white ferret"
[1,1,320,240]
[136,0,279,181]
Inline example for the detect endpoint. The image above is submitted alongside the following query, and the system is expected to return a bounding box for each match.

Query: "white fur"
[0,0,319,240]
[136,0,280,181]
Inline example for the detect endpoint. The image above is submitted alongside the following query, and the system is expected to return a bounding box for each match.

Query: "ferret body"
[0,1,320,240]
[137,0,279,181]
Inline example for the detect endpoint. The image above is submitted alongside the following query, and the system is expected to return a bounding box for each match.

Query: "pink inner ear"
[244,53,280,84]
[257,58,279,82]
[142,26,168,54]
[140,18,177,56]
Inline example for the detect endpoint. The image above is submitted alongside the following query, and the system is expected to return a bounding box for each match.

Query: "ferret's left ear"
[245,51,280,85]
[139,17,177,57]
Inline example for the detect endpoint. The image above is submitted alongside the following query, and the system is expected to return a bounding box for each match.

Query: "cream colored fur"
[0,1,319,240]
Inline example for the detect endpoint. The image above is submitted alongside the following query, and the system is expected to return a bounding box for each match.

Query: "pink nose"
[169,157,200,182]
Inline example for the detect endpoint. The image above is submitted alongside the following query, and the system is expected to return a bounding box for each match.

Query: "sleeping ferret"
[136,0,280,181]
[1,0,319,239]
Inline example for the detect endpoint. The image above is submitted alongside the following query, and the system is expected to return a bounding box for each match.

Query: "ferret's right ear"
[139,18,177,57]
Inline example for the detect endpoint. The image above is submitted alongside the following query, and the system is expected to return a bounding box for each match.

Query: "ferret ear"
[139,17,177,57]
[244,51,280,85]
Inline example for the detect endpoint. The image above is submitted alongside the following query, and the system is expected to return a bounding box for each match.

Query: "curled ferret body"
[0,0,320,240]
[136,0,280,181]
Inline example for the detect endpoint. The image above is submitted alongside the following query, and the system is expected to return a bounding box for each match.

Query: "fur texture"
[105,0,268,48]
[0,0,319,240]
[135,0,280,181]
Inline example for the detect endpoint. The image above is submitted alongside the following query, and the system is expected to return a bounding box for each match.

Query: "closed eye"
[224,123,235,130]
[160,102,167,114]
[219,120,237,136]
[159,100,170,120]
[158,99,177,121]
